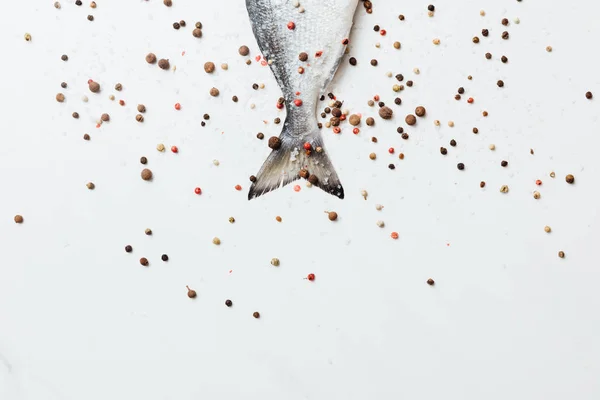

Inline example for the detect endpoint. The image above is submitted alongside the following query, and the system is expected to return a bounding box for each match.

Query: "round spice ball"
[415,106,426,117]
[327,211,338,221]
[125,245,132,252]
[299,52,308,61]
[299,169,309,179]
[378,106,393,120]
[225,299,233,307]
[186,286,197,298]
[145,53,157,64]
[204,62,215,73]
[366,117,375,126]
[137,104,146,113]
[161,254,169,261]
[427,278,435,286]
[268,136,282,150]
[135,114,144,122]
[56,93,65,102]
[141,168,153,181]
[209,87,220,97]
[192,28,202,38]
[14,215,24,224]
[140,257,149,266]
[100,113,110,122]
[88,81,100,93]
[308,175,318,184]
[253,312,260,319]
[565,174,575,184]
[349,114,361,126]
[405,114,417,125]
[239,45,250,56]
[586,91,593,99]
[158,59,170,70]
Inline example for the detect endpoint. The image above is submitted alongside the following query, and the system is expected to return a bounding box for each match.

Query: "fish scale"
[246,0,359,200]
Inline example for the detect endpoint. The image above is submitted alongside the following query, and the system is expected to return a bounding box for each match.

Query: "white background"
[1,0,599,399]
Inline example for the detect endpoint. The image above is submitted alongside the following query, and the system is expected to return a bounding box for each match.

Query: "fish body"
[246,0,360,200]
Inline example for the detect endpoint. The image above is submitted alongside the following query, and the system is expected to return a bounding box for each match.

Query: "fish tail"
[248,123,344,200]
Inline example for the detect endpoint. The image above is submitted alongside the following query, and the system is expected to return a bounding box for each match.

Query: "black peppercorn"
[373,25,380,32]
[501,55,508,63]
[232,95,238,102]
[586,91,593,99]
[406,80,413,87]
[497,80,504,87]
[457,163,465,170]
[455,95,461,100]
[87,15,94,21]
[253,312,260,318]
[370,59,378,66]
[180,20,186,27]
[201,121,206,127]
[473,127,479,134]
[320,95,325,101]
[394,97,401,105]
[388,164,395,170]
[458,87,464,94]
[274,118,281,124]
[502,31,509,39]
[250,175,257,182]
[395,74,404,81]
[401,133,409,140]
[203,114,210,120]
[61,82,67,88]
[161,254,169,261]
[61,54,68,61]
[75,0,82,5]
[257,132,264,140]
[173,22,180,29]
[378,101,385,107]
[125,245,132,253]
[485,52,492,59]
[482,29,489,37]
[72,112,79,119]
[450,139,456,147]
[225,299,233,307]
[427,4,435,11]
[440,147,447,155]
[501,160,508,167]
[427,278,435,286]
[396,127,404,133]
[140,156,147,164]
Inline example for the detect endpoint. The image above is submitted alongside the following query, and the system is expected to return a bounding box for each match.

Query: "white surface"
[1,1,599,399]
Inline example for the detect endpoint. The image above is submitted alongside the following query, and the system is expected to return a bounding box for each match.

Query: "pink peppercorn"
[294,99,303,107]
[303,142,311,150]
[175,103,181,110]
[388,147,395,154]
[194,187,202,195]
[276,102,284,109]
[287,21,295,30]
[307,273,315,281]
[353,128,359,134]
[171,146,178,153]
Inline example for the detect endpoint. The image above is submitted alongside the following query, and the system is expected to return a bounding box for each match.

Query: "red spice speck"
[536,179,542,185]
[342,38,349,45]
[303,142,311,150]
[295,91,301,95]
[95,123,101,128]
[298,67,304,74]
[287,21,295,30]
[194,187,202,195]
[333,127,341,134]
[380,29,387,36]
[171,146,178,153]
[391,232,399,239]
[87,79,93,84]
[374,95,380,101]
[353,128,360,134]
[255,55,261,62]
[276,102,284,109]
[388,147,395,154]
[235,184,242,191]
[467,97,474,104]
[307,273,315,281]
[339,114,346,121]
[293,185,301,192]
[315,51,323,57]
[260,60,267,66]
[119,99,125,106]
[294,99,303,107]
[175,103,181,110]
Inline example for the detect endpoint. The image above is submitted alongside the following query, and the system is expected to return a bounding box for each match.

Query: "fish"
[245,0,360,200]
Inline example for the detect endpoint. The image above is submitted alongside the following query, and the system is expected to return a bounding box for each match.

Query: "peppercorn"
[327,211,338,221]
[308,175,318,184]
[473,127,479,134]
[371,137,378,143]
[145,53,157,64]
[401,133,409,140]
[482,29,489,37]
[85,182,95,190]
[238,45,250,57]
[370,59,378,66]
[256,132,264,140]
[179,20,186,27]
[140,257,149,266]
[405,114,416,125]
[558,251,565,259]
[225,299,233,307]
[502,31,509,39]
[14,215,23,224]
[186,286,197,298]
[480,181,486,188]
[394,97,402,105]
[88,81,100,93]
[565,174,575,184]
[349,114,361,126]
[229,217,235,223]
[61,54,68,61]
[366,117,375,126]
[72,112,79,119]
[501,160,508,167]
[136,114,144,122]
[379,106,393,119]
[192,28,202,38]
[544,226,552,233]
[406,80,413,87]
[373,24,380,32]
[141,168,153,181]
[75,0,81,4]
[388,164,395,170]
[83,134,90,140]
[268,136,281,150]
[501,55,508,63]
[253,312,260,319]
[485,52,492,59]
[298,52,309,62]
[204,62,215,73]
[440,147,447,155]
[348,57,357,66]
[457,163,465,170]
[497,80,504,87]
[427,278,435,285]
[100,113,110,122]
[332,108,342,117]
[483,111,488,117]
[212,237,221,245]
[450,139,456,147]
[369,153,376,160]
[393,41,401,50]
[209,87,219,97]
[158,59,170,70]
[124,245,132,253]
[299,169,309,179]
[415,106,426,117]
[275,216,282,222]
[427,4,434,11]
[473,36,480,43]
[87,15,94,21]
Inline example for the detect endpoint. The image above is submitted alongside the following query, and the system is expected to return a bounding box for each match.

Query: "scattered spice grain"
[558,251,565,259]
[210,87,219,97]
[88,81,100,93]
[327,211,338,221]
[253,312,260,319]
[565,174,575,184]
[141,168,153,181]
[427,278,435,286]
[140,257,149,266]
[186,286,197,298]
[405,114,416,125]
[271,258,280,266]
[225,300,233,307]
[415,106,426,117]
[158,59,170,70]
[379,106,393,119]
[161,254,169,261]
[56,93,65,102]
[14,215,23,224]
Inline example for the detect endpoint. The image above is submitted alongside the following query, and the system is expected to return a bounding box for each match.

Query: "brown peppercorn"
[125,245,132,253]
[239,45,250,56]
[427,278,435,286]
[192,28,202,38]
[114,83,122,91]
[366,117,375,126]
[209,87,219,97]
[100,113,110,122]
[275,216,282,222]
[135,114,144,122]
[145,53,157,64]
[586,91,593,99]
[370,59,378,66]
[501,160,508,167]
[458,87,465,94]
[565,174,575,184]
[480,181,486,188]
[140,156,148,165]
[140,257,149,266]
[455,95,461,100]
[415,106,426,117]
[308,175,318,184]
[558,251,565,259]
[369,153,376,160]
[186,286,197,298]
[195,22,203,29]
[158,59,170,70]
[56,93,65,102]
[163,0,172,6]
[405,114,416,125]
[406,80,413,87]
[501,55,508,63]
[61,54,68,61]
[268,136,281,150]
[225,300,233,307]
[179,20,186,27]
[327,211,338,221]
[379,106,393,119]
[483,111,489,117]
[394,97,402,105]
[60,82,67,89]
[88,81,100,93]
[497,80,504,87]
[371,137,378,143]
[502,31,509,40]
[72,112,79,119]
[204,62,215,73]
[502,18,509,26]
[349,114,361,126]
[141,168,153,181]
[249,175,257,182]
[256,132,264,140]
[14,215,24,224]
[299,52,308,61]
[173,22,181,30]
[473,127,479,134]
[440,147,447,155]
[457,163,465,170]
[83,134,90,140]
[232,95,238,102]
[145,228,152,236]
[482,29,489,37]
[87,15,94,21]
[472,36,480,43]
[136,104,146,113]
[401,133,409,140]
[398,14,405,20]
[349,57,357,66]
[86,182,95,190]
[253,312,260,319]
[299,169,309,179]
[450,139,457,147]
[332,108,342,117]
[393,41,401,49]
[485,52,492,60]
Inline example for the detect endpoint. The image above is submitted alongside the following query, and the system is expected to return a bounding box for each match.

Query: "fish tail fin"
[248,125,344,200]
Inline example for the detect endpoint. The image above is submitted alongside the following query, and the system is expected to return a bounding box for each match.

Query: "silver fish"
[246,0,359,200]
